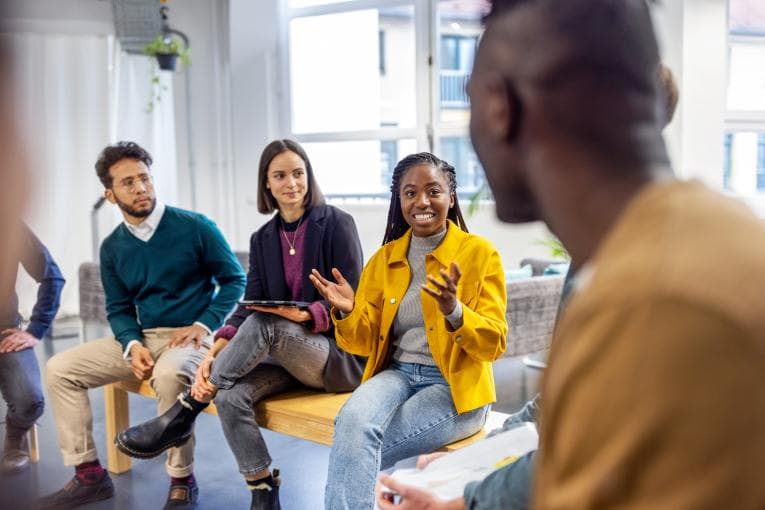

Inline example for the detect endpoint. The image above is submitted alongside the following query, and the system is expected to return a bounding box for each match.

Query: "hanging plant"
[143,34,190,113]
[143,34,191,71]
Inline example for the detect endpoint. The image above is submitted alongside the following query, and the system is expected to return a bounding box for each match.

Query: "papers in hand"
[388,422,538,501]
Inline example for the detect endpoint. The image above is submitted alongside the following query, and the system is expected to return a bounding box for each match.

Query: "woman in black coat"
[116,140,364,510]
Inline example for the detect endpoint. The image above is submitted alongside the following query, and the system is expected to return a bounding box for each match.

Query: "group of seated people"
[17,129,511,510]
[2,0,764,509]
[26,136,511,510]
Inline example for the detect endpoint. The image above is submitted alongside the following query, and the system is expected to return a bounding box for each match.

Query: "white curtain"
[2,31,178,319]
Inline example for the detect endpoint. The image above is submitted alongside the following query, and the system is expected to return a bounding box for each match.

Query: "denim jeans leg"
[325,369,413,510]
[209,313,276,389]
[215,364,297,475]
[0,348,44,434]
[379,381,488,469]
[267,317,330,389]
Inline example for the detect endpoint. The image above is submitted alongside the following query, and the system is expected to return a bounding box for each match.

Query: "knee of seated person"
[17,397,44,424]
[150,367,186,396]
[213,385,250,412]
[334,398,374,435]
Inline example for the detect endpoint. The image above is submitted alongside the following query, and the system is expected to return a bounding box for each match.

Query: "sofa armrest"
[504,275,564,357]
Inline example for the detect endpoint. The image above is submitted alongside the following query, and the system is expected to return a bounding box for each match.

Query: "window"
[724,0,765,195]
[282,0,490,198]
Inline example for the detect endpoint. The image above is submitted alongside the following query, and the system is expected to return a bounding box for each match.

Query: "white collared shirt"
[124,201,165,242]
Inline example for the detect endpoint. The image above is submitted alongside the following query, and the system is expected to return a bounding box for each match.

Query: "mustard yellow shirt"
[333,221,507,413]
[535,181,765,509]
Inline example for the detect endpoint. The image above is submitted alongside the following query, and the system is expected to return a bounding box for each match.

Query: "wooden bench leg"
[104,383,132,474]
[27,424,39,464]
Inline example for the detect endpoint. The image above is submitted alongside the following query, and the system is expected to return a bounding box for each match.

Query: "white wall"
[169,0,238,240]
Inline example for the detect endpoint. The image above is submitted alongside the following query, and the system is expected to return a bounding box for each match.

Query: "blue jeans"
[0,347,44,436]
[325,361,489,510]
[209,313,330,475]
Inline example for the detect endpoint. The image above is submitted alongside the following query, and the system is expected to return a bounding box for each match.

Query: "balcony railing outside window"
[440,69,470,109]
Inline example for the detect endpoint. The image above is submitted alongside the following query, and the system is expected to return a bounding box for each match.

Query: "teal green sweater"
[100,206,246,349]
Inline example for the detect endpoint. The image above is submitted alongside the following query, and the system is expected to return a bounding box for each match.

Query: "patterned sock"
[171,474,196,486]
[75,460,106,485]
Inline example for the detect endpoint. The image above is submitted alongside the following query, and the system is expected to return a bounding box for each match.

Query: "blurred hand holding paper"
[388,422,538,500]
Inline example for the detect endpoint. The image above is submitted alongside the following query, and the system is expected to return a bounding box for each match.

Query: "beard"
[114,195,156,218]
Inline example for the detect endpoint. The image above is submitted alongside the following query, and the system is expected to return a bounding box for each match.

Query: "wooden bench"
[104,380,508,474]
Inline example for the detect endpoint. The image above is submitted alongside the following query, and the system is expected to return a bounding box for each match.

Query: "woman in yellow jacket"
[311,152,507,510]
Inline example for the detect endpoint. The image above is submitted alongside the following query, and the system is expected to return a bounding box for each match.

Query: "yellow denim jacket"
[333,221,507,413]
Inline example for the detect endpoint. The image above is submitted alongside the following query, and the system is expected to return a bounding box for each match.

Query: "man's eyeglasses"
[115,174,153,193]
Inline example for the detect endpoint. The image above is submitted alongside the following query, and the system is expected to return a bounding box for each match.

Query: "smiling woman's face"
[399,163,454,237]
[266,150,308,212]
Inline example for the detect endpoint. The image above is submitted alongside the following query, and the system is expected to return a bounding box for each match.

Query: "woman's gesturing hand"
[422,261,462,316]
[310,267,355,314]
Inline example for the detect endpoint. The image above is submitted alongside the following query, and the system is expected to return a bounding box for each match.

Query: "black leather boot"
[115,393,208,459]
[249,469,281,510]
[1,430,29,475]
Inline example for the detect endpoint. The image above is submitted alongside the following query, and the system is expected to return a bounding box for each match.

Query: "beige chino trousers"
[45,328,209,477]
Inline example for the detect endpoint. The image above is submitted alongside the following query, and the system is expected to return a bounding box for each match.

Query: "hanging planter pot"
[155,52,178,71]
[143,34,191,72]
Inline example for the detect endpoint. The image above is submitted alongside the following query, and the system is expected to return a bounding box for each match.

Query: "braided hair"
[382,152,468,245]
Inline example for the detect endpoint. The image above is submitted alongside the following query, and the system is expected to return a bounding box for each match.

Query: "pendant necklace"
[281,215,303,256]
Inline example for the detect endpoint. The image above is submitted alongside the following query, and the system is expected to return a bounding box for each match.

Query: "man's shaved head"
[483,0,659,92]
[470,0,670,225]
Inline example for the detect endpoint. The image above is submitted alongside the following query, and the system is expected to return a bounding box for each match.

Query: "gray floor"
[0,332,541,510]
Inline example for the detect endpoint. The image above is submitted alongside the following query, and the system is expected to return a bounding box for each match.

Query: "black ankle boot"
[249,469,281,510]
[115,393,208,459]
[1,429,29,475]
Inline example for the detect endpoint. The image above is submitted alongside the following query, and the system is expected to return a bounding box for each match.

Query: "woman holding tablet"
[310,153,507,510]
[116,139,364,510]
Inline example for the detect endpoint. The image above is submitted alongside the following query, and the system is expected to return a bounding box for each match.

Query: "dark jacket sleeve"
[19,225,65,339]
[323,210,363,319]
[320,208,366,392]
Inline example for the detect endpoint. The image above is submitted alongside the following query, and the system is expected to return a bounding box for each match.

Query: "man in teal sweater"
[39,141,246,510]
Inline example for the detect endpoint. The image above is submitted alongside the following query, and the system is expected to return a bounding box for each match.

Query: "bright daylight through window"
[724,0,765,195]
[284,0,490,199]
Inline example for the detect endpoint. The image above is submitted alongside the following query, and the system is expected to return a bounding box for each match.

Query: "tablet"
[238,299,312,310]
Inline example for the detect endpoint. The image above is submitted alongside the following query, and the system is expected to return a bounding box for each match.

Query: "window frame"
[723,5,765,197]
[278,0,485,200]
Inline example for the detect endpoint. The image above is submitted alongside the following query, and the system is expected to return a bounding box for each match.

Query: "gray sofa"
[78,254,563,357]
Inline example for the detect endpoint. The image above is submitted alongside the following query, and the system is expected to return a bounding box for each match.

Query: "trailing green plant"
[143,35,190,113]
[145,72,167,113]
[467,181,491,216]
[143,34,191,67]
[536,235,570,260]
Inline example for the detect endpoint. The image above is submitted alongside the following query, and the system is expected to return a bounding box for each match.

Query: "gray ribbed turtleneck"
[391,229,447,365]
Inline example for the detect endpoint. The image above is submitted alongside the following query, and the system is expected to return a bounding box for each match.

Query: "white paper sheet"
[387,422,538,501]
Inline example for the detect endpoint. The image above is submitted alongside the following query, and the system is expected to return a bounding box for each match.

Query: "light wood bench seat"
[104,379,508,474]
